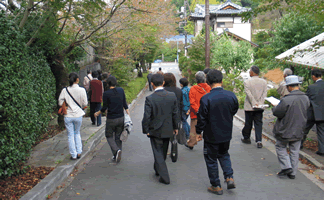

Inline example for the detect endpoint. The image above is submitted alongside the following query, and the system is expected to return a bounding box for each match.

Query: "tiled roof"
[275,32,324,69]
[190,0,251,18]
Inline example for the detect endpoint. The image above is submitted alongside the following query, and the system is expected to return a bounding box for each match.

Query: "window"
[217,22,233,28]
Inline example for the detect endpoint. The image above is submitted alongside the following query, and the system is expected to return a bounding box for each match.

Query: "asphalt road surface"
[57,63,324,200]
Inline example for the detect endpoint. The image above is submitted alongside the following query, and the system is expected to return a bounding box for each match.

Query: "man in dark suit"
[196,69,239,195]
[302,69,324,156]
[142,73,180,184]
[147,71,153,91]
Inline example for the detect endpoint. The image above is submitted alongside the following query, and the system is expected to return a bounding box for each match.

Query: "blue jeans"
[182,112,190,139]
[204,141,233,187]
[64,117,83,158]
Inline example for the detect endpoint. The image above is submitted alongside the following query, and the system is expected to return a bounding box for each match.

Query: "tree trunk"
[49,52,69,128]
[136,63,142,77]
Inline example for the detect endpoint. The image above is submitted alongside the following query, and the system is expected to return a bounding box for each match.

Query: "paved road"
[58,64,324,199]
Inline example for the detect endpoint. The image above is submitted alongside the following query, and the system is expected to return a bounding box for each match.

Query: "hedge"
[0,13,56,177]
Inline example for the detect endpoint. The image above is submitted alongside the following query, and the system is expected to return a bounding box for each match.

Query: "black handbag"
[171,135,178,163]
[176,122,187,145]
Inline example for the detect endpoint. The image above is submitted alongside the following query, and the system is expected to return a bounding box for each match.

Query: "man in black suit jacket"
[196,69,238,195]
[147,71,153,91]
[142,73,180,184]
[303,69,324,156]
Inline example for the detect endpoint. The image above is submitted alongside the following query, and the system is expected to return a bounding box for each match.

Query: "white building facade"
[190,0,252,41]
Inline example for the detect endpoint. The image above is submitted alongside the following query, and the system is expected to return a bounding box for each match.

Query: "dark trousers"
[150,137,170,183]
[90,102,102,125]
[148,80,153,91]
[242,110,264,142]
[303,120,324,153]
[204,141,233,187]
[105,117,124,157]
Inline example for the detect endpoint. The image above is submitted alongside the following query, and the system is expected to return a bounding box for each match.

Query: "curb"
[234,114,324,170]
[20,82,149,200]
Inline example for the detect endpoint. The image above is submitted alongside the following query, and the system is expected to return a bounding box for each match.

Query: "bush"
[0,14,56,177]
[265,88,280,107]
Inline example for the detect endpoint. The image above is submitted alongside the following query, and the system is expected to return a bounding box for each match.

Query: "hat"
[285,75,302,86]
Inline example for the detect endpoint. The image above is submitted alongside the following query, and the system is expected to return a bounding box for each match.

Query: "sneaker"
[257,142,263,148]
[241,138,251,144]
[116,150,122,163]
[112,156,116,161]
[277,168,293,176]
[207,186,223,195]
[287,174,296,179]
[225,178,236,189]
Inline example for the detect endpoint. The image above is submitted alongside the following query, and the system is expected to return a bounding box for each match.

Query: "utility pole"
[184,0,187,56]
[205,0,210,68]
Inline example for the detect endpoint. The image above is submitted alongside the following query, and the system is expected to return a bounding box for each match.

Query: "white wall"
[216,23,251,41]
[216,17,233,22]
[234,17,242,23]
[195,20,204,36]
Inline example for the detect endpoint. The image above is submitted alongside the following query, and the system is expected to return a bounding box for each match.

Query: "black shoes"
[77,154,81,159]
[257,142,263,148]
[277,168,293,176]
[241,138,251,144]
[287,174,296,179]
[159,177,170,185]
[316,151,324,156]
[91,122,96,125]
[185,144,194,150]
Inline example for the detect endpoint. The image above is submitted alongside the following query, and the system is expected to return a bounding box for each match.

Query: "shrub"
[0,14,56,177]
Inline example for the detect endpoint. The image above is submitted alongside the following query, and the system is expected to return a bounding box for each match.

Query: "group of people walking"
[58,64,324,196]
[143,65,324,195]
[58,68,129,163]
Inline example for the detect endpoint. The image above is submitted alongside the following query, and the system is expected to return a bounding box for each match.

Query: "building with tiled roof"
[190,0,252,41]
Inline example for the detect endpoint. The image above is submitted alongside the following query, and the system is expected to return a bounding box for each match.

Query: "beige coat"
[277,80,289,99]
[244,76,268,111]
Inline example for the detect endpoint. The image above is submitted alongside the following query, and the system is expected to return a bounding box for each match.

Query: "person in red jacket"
[187,71,211,149]
[89,71,104,126]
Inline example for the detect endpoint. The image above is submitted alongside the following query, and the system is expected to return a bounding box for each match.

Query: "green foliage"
[156,42,178,62]
[222,74,246,109]
[124,73,149,104]
[270,13,323,56]
[110,58,136,86]
[253,12,323,82]
[265,88,280,107]
[212,34,253,74]
[0,13,56,177]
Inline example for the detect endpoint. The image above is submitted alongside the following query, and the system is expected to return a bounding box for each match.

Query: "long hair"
[163,73,176,87]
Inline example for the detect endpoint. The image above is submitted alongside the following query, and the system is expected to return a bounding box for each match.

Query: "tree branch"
[26,14,51,46]
[19,0,34,29]
[58,0,72,35]
[70,0,127,49]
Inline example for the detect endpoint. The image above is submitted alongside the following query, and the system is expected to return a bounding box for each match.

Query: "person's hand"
[196,134,203,142]
[94,111,101,117]
[186,110,190,115]
[174,129,178,135]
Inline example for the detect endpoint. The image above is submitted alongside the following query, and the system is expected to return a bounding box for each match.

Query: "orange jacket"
[189,83,211,119]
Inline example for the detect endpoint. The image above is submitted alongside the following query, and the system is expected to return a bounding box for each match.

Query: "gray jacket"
[272,90,310,142]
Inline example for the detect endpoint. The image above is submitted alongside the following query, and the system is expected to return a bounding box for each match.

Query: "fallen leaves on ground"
[0,166,54,200]
[303,140,318,152]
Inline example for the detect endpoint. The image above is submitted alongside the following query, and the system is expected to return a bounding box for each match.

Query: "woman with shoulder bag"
[58,73,88,160]
[94,76,130,163]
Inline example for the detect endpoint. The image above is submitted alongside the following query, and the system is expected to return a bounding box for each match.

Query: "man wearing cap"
[302,69,324,156]
[271,75,310,179]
